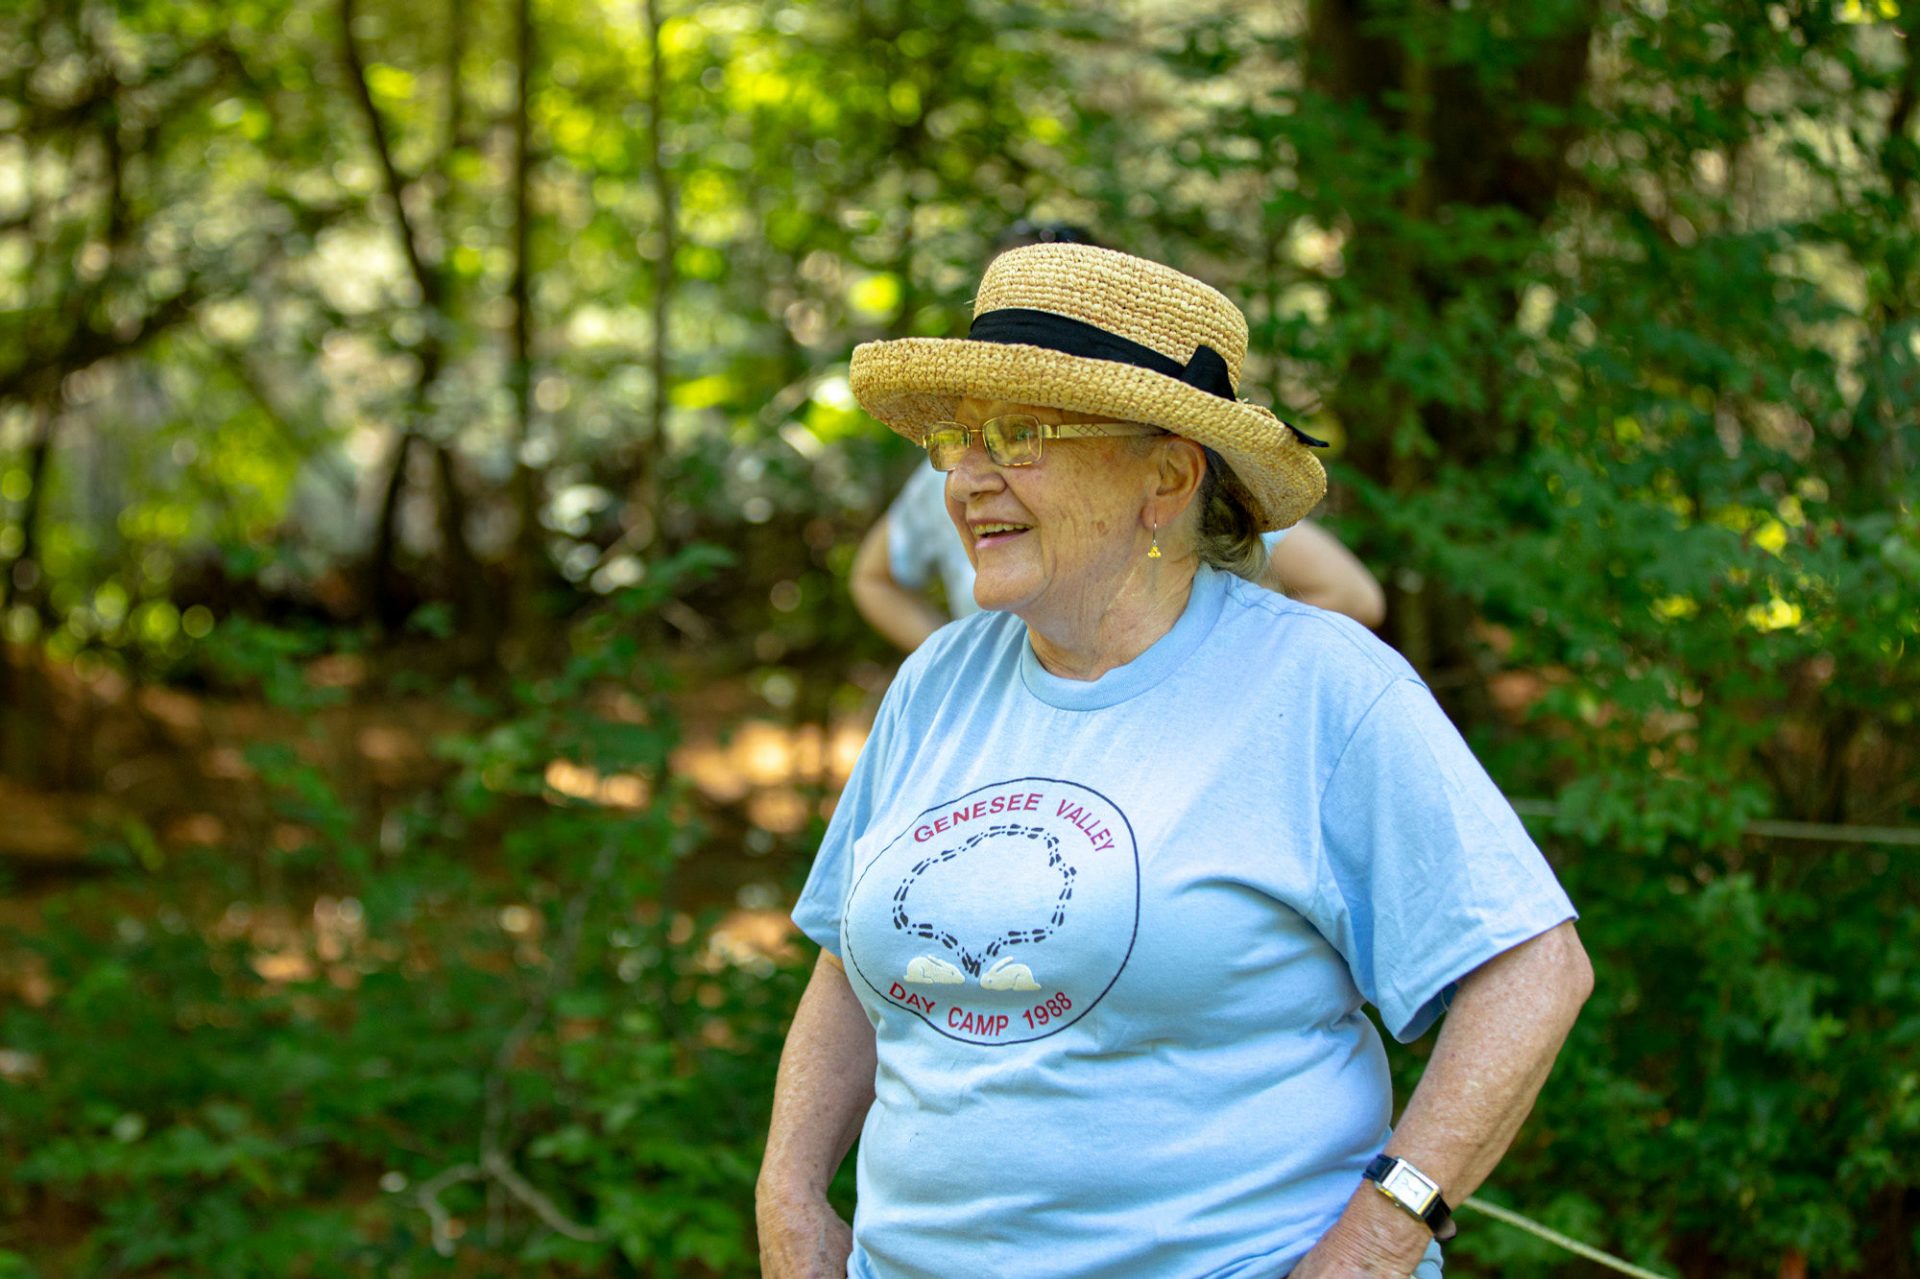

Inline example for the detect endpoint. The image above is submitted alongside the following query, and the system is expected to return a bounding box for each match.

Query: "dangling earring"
[1147,521,1162,559]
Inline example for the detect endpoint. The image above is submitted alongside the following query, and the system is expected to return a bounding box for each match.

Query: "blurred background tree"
[1,0,1916,1275]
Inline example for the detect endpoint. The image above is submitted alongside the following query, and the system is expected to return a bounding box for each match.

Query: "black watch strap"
[1362,1154,1453,1236]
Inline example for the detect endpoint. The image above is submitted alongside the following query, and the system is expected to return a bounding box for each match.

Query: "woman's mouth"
[971,521,1032,549]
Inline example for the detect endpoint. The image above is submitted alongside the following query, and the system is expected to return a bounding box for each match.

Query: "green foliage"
[0,547,809,1275]
[1221,3,1920,1274]
[2,0,1918,1274]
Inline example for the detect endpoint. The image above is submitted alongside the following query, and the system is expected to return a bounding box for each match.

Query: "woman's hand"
[1296,921,1594,1279]
[1286,1183,1433,1278]
[755,1184,853,1279]
[756,951,876,1279]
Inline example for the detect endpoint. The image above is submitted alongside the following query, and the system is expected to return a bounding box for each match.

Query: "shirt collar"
[1018,565,1228,711]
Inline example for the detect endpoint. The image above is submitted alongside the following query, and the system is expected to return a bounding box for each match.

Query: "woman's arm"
[756,950,879,1279]
[1262,520,1387,627]
[1292,920,1595,1278]
[849,514,951,652]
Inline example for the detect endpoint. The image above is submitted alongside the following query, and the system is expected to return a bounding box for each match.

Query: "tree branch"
[0,284,203,404]
[414,1162,483,1256]
[480,1149,604,1243]
[412,839,621,1255]
[482,840,620,1145]
[436,0,468,214]
[337,0,440,313]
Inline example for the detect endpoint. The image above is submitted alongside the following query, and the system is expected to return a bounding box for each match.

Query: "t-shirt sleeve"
[1311,679,1576,1042]
[1260,526,1291,550]
[791,668,913,955]
[885,465,949,590]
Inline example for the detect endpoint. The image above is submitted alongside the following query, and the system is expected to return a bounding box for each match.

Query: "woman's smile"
[942,396,1163,626]
[968,519,1034,551]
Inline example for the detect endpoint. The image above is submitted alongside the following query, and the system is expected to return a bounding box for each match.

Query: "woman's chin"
[970,573,1036,617]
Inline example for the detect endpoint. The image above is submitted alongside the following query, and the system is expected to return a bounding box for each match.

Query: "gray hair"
[1193,448,1269,582]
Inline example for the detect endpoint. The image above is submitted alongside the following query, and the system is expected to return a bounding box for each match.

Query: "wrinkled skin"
[942,397,1206,679]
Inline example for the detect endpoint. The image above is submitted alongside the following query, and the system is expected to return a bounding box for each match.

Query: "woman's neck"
[1023,557,1198,681]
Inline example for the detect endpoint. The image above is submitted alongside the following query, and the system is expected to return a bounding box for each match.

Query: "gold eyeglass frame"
[922,414,1166,472]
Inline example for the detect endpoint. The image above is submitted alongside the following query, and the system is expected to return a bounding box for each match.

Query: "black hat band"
[965,307,1327,447]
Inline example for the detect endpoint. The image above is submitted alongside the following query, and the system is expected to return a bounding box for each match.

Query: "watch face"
[1380,1162,1440,1214]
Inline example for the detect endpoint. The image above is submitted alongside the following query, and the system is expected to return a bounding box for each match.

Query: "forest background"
[2,0,1918,1274]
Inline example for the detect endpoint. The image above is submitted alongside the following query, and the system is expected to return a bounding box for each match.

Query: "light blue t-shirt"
[886,462,1289,618]
[794,566,1575,1279]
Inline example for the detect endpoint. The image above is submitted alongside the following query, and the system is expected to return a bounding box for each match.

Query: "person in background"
[849,222,1385,652]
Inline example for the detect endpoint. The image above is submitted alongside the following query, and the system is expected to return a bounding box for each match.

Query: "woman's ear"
[1145,436,1208,528]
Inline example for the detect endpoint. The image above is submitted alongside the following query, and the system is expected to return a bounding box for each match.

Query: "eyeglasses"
[922,414,1165,472]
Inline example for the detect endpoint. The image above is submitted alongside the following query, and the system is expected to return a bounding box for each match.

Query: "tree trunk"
[0,405,54,782]
[432,440,489,666]
[1304,0,1594,704]
[506,0,544,653]
[3,401,56,625]
[365,429,417,630]
[639,0,675,544]
[341,0,491,658]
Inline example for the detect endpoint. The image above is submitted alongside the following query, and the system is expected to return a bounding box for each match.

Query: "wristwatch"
[1362,1154,1453,1237]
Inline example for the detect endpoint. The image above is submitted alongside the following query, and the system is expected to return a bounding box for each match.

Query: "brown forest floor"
[0,641,879,1010]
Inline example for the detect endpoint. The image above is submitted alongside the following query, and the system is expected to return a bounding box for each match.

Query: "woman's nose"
[944,438,1004,497]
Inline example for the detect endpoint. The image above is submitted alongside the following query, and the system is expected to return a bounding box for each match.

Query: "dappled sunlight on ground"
[0,655,870,1096]
[543,759,652,810]
[221,895,382,989]
[540,714,871,839]
[672,718,864,800]
[672,716,866,842]
[0,886,794,1049]
[705,907,803,973]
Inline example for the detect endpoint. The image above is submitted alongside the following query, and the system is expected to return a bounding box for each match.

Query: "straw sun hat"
[848,243,1327,532]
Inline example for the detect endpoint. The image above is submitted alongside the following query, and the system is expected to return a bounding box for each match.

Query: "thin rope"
[1460,1196,1677,1279]
[1507,799,1920,848]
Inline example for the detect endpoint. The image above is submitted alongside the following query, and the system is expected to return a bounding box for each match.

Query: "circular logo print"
[844,777,1138,1046]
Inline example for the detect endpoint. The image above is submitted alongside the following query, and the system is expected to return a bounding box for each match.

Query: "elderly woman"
[757,245,1592,1279]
